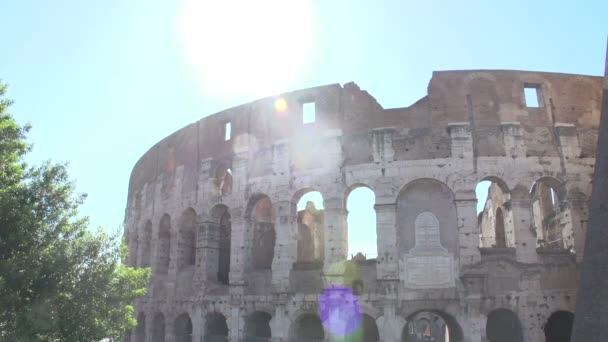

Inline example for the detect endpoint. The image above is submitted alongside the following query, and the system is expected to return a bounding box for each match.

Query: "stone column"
[270,301,291,342]
[377,304,405,342]
[146,312,155,342]
[322,197,348,285]
[227,306,242,342]
[565,195,589,262]
[511,187,538,263]
[454,191,481,267]
[375,202,399,280]
[192,307,204,342]
[196,221,219,283]
[229,210,246,289]
[164,314,175,342]
[448,123,473,159]
[501,122,526,158]
[272,200,296,292]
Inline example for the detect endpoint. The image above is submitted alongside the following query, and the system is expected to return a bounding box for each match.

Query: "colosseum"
[124,70,603,342]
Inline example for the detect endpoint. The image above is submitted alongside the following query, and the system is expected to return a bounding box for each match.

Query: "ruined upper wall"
[127,70,603,207]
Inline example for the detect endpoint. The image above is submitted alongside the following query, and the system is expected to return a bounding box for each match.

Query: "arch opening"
[139,220,152,268]
[345,314,379,342]
[215,206,231,285]
[156,214,171,274]
[402,311,463,342]
[295,191,325,266]
[544,311,574,342]
[152,313,165,342]
[178,208,197,270]
[249,196,276,270]
[293,313,324,341]
[397,179,457,254]
[174,313,192,342]
[205,312,229,342]
[136,312,146,342]
[486,309,523,342]
[531,178,568,250]
[244,311,272,341]
[476,178,515,249]
[346,186,377,260]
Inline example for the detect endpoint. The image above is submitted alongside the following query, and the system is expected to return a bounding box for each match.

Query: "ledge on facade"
[536,246,575,255]
[478,247,516,256]
[292,261,323,270]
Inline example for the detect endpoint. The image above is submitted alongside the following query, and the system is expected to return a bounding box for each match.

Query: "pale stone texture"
[125,70,602,342]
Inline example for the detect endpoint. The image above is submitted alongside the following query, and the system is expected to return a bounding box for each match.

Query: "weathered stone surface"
[125,70,603,342]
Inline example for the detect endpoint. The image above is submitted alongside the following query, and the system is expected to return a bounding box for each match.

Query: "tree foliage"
[0,80,150,341]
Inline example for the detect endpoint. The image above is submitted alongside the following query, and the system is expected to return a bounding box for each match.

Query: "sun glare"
[180,0,315,97]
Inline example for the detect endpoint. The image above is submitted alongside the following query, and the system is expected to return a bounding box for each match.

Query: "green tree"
[0,80,150,341]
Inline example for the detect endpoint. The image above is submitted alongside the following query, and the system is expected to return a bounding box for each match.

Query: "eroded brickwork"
[125,70,602,342]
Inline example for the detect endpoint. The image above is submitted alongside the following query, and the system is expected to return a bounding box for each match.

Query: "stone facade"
[124,70,602,342]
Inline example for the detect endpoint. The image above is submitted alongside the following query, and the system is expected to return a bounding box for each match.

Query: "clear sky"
[1,0,606,256]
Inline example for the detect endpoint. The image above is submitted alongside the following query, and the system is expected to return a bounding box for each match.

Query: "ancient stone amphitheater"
[125,70,602,342]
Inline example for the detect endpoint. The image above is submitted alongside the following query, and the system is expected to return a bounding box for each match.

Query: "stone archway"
[486,309,523,342]
[544,311,574,342]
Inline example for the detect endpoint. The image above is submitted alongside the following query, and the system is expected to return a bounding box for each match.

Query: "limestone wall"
[125,70,601,342]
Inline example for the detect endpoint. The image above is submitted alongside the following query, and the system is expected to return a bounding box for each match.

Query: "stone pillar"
[322,197,348,285]
[511,187,538,263]
[377,304,405,342]
[555,123,581,160]
[196,221,219,283]
[272,200,296,292]
[565,195,589,262]
[128,230,138,267]
[192,307,204,342]
[375,202,399,280]
[371,128,395,162]
[164,314,175,342]
[227,306,242,342]
[454,191,481,267]
[146,312,154,342]
[448,123,473,159]
[270,301,291,342]
[229,210,246,289]
[501,122,526,158]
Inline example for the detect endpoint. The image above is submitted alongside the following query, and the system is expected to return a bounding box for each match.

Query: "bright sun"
[180,0,315,98]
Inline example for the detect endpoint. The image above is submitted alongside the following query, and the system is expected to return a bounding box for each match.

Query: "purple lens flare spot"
[320,285,362,336]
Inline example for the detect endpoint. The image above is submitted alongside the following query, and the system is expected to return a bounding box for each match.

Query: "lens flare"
[320,286,362,337]
[274,97,288,112]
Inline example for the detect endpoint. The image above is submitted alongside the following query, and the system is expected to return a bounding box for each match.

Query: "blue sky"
[1,0,606,256]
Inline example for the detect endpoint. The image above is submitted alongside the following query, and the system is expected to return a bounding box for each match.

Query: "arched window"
[136,312,146,342]
[294,314,324,340]
[531,178,564,249]
[486,309,523,342]
[156,214,171,274]
[397,180,457,253]
[174,313,192,342]
[178,209,197,270]
[140,220,152,267]
[214,164,232,196]
[402,311,463,342]
[476,178,514,248]
[250,196,275,270]
[544,311,574,342]
[217,207,231,284]
[205,313,229,342]
[349,314,379,342]
[152,313,165,342]
[244,311,272,341]
[346,186,377,260]
[128,233,139,267]
[296,191,324,264]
